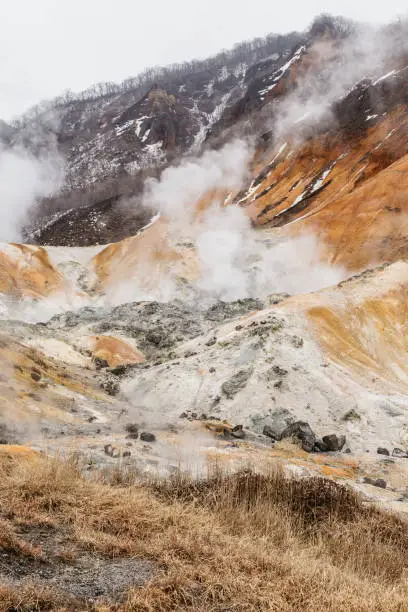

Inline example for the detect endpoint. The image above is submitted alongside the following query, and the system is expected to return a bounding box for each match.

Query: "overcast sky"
[0,0,407,120]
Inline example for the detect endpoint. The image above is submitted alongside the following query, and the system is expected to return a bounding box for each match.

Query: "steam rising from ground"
[0,144,63,242]
[138,138,345,303]
[274,21,408,140]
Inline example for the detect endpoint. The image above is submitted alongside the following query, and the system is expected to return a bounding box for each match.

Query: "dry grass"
[0,452,408,611]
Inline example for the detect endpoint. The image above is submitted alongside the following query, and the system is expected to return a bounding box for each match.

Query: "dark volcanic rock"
[125,424,139,439]
[101,378,120,396]
[280,421,317,452]
[221,368,253,399]
[231,425,246,439]
[377,447,390,456]
[392,448,408,458]
[205,299,263,322]
[140,432,156,443]
[322,434,346,452]
[263,425,281,441]
[363,477,387,489]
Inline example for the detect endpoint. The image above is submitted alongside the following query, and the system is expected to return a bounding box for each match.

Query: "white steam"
[143,139,251,228]
[138,138,345,302]
[273,23,408,140]
[0,144,63,242]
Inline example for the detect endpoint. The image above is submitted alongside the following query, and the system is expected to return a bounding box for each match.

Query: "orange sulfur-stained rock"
[88,335,145,367]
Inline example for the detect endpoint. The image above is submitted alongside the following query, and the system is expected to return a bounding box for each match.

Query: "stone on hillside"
[93,356,109,370]
[280,421,316,452]
[342,408,361,422]
[313,439,329,452]
[100,378,120,396]
[263,425,281,441]
[125,423,139,439]
[140,432,156,443]
[31,368,42,382]
[231,425,246,439]
[377,447,390,456]
[272,365,288,377]
[363,477,387,489]
[205,299,263,322]
[265,293,290,306]
[322,434,346,452]
[221,368,253,399]
[104,444,119,457]
[392,448,408,458]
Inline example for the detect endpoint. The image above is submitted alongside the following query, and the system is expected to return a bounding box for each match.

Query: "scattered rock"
[280,421,316,452]
[122,450,132,458]
[291,336,304,348]
[179,412,188,419]
[100,378,120,396]
[235,325,243,331]
[273,380,283,389]
[314,439,329,452]
[363,477,387,489]
[221,368,253,399]
[184,350,197,358]
[377,447,390,456]
[392,448,408,458]
[140,432,156,443]
[342,408,361,422]
[31,368,42,382]
[265,293,290,306]
[209,367,216,373]
[125,423,139,439]
[272,366,288,377]
[231,425,245,440]
[322,434,346,452]
[88,416,97,423]
[205,337,217,347]
[263,425,281,441]
[104,444,115,457]
[93,357,109,370]
[108,363,140,377]
[205,299,263,322]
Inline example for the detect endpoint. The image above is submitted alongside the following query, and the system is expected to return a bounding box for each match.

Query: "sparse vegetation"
[1,451,408,610]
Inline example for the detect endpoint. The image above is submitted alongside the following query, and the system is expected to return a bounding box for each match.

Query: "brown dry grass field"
[1,450,408,611]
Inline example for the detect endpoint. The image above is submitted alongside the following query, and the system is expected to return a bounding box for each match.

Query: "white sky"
[0,0,407,120]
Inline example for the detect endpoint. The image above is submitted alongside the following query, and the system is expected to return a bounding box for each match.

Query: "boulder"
[31,368,42,382]
[377,447,390,456]
[363,477,387,489]
[322,434,346,452]
[221,368,253,399]
[263,425,281,441]
[280,421,316,452]
[313,439,329,452]
[392,448,408,458]
[125,423,139,439]
[140,432,156,443]
[231,425,245,440]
